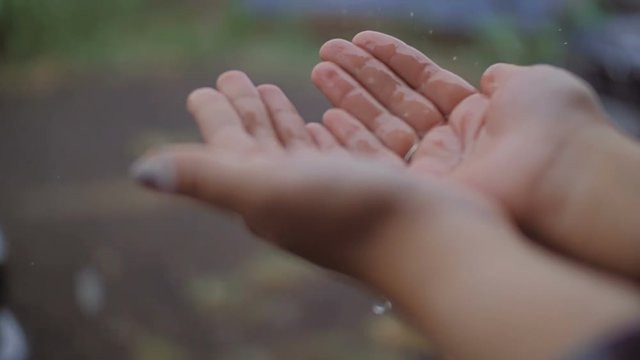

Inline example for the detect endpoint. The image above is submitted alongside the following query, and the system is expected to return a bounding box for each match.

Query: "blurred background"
[0,0,639,359]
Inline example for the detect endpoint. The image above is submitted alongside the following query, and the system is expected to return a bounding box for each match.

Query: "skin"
[313,31,640,278]
[131,71,640,360]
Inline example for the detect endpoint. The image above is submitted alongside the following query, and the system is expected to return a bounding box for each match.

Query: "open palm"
[132,70,493,275]
[311,31,608,219]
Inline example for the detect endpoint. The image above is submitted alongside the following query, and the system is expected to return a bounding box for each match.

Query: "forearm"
[359,201,640,360]
[534,123,640,277]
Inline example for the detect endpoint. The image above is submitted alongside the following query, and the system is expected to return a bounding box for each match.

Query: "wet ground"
[0,72,431,359]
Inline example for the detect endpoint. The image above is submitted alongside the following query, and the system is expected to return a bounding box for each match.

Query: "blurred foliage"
[0,0,146,60]
[0,0,610,77]
[0,0,321,82]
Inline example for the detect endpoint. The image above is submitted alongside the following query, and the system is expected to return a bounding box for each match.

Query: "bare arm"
[361,192,640,360]
[532,123,640,278]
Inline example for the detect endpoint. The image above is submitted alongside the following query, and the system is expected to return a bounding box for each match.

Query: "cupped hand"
[312,31,609,218]
[131,70,495,276]
[310,31,640,276]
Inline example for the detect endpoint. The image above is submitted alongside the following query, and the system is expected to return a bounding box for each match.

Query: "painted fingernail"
[130,156,176,192]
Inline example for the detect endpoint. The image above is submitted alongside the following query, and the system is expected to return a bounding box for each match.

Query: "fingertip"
[322,108,349,124]
[311,61,338,84]
[352,30,375,42]
[322,109,356,132]
[130,155,177,193]
[305,122,322,131]
[305,122,342,151]
[186,87,219,114]
[480,63,522,95]
[353,30,403,50]
[319,39,350,60]
[216,70,250,89]
[305,122,326,139]
[352,30,382,46]
[256,84,282,96]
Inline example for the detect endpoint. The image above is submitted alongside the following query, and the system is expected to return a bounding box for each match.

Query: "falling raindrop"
[428,29,434,35]
[563,42,568,46]
[410,12,414,18]
[452,56,458,61]
[372,299,393,315]
[558,28,563,32]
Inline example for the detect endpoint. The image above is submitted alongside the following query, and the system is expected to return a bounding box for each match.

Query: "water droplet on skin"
[372,299,393,315]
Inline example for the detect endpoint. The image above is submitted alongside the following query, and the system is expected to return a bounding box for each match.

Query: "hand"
[313,31,640,277]
[131,70,640,360]
[130,70,494,276]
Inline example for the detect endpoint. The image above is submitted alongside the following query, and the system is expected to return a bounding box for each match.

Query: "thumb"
[130,146,264,212]
[480,63,526,95]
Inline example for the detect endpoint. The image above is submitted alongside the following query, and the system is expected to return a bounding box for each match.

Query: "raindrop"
[562,42,568,46]
[558,28,563,32]
[372,299,393,315]
[410,12,414,18]
[452,56,458,61]
[428,29,434,35]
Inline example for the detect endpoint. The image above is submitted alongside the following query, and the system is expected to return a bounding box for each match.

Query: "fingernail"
[130,156,176,192]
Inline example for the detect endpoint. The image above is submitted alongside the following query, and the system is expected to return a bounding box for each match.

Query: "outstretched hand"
[313,30,607,216]
[130,70,494,276]
[130,47,640,360]
[312,31,640,277]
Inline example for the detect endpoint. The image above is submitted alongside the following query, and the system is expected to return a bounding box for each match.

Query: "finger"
[319,39,444,134]
[130,146,271,212]
[305,123,344,153]
[352,31,476,115]
[448,94,490,146]
[410,125,463,177]
[256,84,314,149]
[312,62,420,155]
[322,108,401,164]
[480,63,525,96]
[216,71,280,147]
[186,87,254,147]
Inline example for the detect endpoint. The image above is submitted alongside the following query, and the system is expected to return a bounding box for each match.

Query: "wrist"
[356,191,640,359]
[529,122,640,277]
[351,183,512,295]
